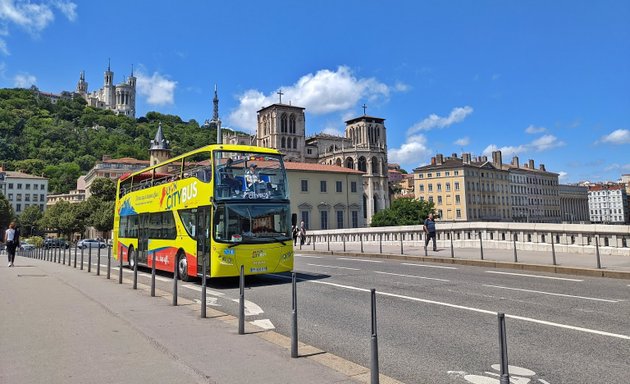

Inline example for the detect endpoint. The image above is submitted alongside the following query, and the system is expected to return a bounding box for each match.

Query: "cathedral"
[75,62,137,118]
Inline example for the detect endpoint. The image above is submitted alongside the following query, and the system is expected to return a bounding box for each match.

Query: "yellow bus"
[113,144,294,280]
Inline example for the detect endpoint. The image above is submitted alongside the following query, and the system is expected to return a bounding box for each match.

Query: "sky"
[1,0,629,183]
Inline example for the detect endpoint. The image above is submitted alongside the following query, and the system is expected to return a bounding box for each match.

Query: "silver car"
[77,239,107,249]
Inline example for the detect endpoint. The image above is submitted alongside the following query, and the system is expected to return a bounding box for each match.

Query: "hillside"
[0,88,218,194]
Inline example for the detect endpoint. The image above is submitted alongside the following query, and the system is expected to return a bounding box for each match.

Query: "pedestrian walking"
[299,221,307,246]
[4,222,18,267]
[423,213,437,252]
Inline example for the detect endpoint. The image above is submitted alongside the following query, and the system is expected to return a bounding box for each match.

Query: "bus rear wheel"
[177,251,192,282]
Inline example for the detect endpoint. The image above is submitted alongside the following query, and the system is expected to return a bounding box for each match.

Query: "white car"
[77,239,107,249]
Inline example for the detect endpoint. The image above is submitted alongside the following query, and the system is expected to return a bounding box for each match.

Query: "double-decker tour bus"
[113,144,294,280]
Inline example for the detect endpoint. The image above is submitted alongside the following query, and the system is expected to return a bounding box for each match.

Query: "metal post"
[151,251,156,297]
[450,231,454,258]
[379,233,382,254]
[312,236,315,251]
[498,313,510,384]
[595,235,602,269]
[68,245,71,266]
[513,233,518,263]
[133,250,138,290]
[551,233,557,266]
[360,234,364,253]
[201,254,207,318]
[87,246,92,273]
[424,233,428,257]
[238,265,245,335]
[62,245,66,265]
[80,246,84,270]
[107,245,111,279]
[291,272,298,358]
[479,232,484,260]
[118,245,123,284]
[400,233,404,255]
[327,234,330,252]
[370,288,380,384]
[343,234,346,252]
[96,245,101,276]
[73,242,77,268]
[54,246,57,263]
[172,255,178,306]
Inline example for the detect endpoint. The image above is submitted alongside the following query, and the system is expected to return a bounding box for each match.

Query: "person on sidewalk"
[423,213,437,252]
[299,220,307,246]
[4,222,17,267]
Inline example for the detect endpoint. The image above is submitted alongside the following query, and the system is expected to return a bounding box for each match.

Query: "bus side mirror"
[291,213,297,227]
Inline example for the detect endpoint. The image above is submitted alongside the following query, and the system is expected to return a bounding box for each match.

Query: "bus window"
[183,151,212,183]
[213,203,291,243]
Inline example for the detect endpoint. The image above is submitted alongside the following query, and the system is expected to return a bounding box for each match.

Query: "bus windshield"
[214,150,288,201]
[213,203,291,244]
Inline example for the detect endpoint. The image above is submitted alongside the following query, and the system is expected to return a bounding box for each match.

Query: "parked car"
[44,238,70,249]
[20,241,36,251]
[77,239,107,249]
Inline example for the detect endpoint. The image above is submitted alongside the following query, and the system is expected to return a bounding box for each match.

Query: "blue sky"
[2,0,629,183]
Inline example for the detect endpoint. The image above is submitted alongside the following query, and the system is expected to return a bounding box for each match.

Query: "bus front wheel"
[177,251,192,282]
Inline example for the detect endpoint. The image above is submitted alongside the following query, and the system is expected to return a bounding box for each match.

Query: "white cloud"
[52,0,77,21]
[388,135,431,167]
[525,125,546,134]
[600,129,630,145]
[454,137,470,146]
[483,134,564,157]
[321,122,344,137]
[558,171,568,181]
[407,106,473,134]
[482,144,527,157]
[136,70,177,106]
[0,40,7,55]
[530,134,564,151]
[228,66,394,131]
[14,72,35,87]
[394,81,410,92]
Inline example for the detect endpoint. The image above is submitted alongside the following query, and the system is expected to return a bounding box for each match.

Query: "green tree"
[370,197,435,227]
[88,177,117,201]
[39,200,84,239]
[88,199,115,234]
[18,205,43,236]
[0,193,15,232]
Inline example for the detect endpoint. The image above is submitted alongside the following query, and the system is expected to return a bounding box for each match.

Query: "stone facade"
[559,184,589,223]
[256,104,306,162]
[76,63,136,118]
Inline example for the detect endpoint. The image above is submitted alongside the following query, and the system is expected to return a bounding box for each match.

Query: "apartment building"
[0,169,48,215]
[588,184,629,224]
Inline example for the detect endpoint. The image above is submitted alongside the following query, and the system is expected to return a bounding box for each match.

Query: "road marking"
[402,262,458,270]
[295,254,322,259]
[230,298,264,316]
[250,319,275,330]
[375,271,450,282]
[337,257,383,263]
[485,270,583,282]
[305,280,630,340]
[483,284,621,303]
[307,263,360,271]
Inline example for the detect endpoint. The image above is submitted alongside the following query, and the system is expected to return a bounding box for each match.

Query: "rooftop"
[285,162,364,175]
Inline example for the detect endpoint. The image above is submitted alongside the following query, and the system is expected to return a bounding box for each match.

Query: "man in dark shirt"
[423,213,437,252]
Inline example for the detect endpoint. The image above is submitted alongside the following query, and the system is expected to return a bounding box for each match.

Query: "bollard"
[68,245,71,266]
[400,234,404,255]
[201,254,207,318]
[370,288,380,384]
[450,231,454,258]
[151,251,156,297]
[312,236,315,251]
[172,255,178,305]
[595,235,602,269]
[133,250,138,289]
[74,243,77,268]
[512,233,518,263]
[479,232,484,260]
[80,246,84,270]
[360,234,364,253]
[291,272,298,358]
[62,246,66,265]
[54,246,57,263]
[96,246,101,276]
[498,313,510,384]
[118,245,123,284]
[88,246,92,273]
[551,233,557,266]
[327,234,330,252]
[238,265,245,335]
[107,245,111,279]
[343,234,346,252]
[379,233,382,254]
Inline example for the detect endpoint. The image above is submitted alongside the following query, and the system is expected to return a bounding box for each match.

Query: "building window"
[301,180,308,192]
[446,183,451,192]
[445,171,450,176]
[427,173,432,178]
[436,172,441,177]
[437,183,442,192]
[351,211,358,228]
[454,170,459,176]
[307,148,313,155]
[455,195,461,204]
[419,184,424,192]
[351,181,357,193]
[8,183,13,189]
[428,196,434,203]
[25,195,30,202]
[34,184,38,190]
[16,203,21,212]
[25,184,30,190]
[456,209,461,218]
[17,183,22,189]
[418,173,423,179]
[336,210,344,228]
[301,211,309,229]
[16,194,22,201]
[40,194,45,201]
[8,193,12,200]
[455,182,460,191]
[320,210,328,229]
[320,180,327,193]
[428,184,433,192]
[336,181,343,193]
[437,196,443,205]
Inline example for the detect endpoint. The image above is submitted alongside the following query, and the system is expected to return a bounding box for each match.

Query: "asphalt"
[0,250,402,384]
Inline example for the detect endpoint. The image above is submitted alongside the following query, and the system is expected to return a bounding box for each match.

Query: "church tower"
[256,92,306,162]
[103,59,114,108]
[76,70,88,94]
[149,123,171,174]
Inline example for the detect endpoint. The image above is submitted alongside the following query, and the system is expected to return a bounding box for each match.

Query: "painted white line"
[375,271,450,282]
[307,263,360,271]
[182,284,226,297]
[295,254,323,259]
[485,270,583,282]
[307,280,630,341]
[250,319,275,330]
[337,257,383,263]
[402,262,458,270]
[483,284,621,303]
[230,298,264,316]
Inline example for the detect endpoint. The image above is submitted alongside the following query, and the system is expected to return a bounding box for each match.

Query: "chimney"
[462,153,471,164]
[539,164,546,172]
[492,151,503,167]
[528,159,535,169]
[480,155,488,163]
[436,154,444,165]
[511,156,519,168]
[451,153,458,159]
[430,157,436,165]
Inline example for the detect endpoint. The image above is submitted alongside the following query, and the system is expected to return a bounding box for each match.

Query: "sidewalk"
[0,254,400,384]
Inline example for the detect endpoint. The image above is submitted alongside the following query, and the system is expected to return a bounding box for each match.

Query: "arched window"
[371,157,379,175]
[373,194,379,213]
[345,157,354,169]
[293,137,297,149]
[358,156,367,172]
[289,114,296,133]
[335,158,342,166]
[363,194,367,219]
[263,117,268,135]
[281,137,286,148]
[281,113,287,133]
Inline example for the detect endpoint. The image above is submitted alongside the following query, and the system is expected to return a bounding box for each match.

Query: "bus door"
[137,213,150,265]
[196,206,211,277]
